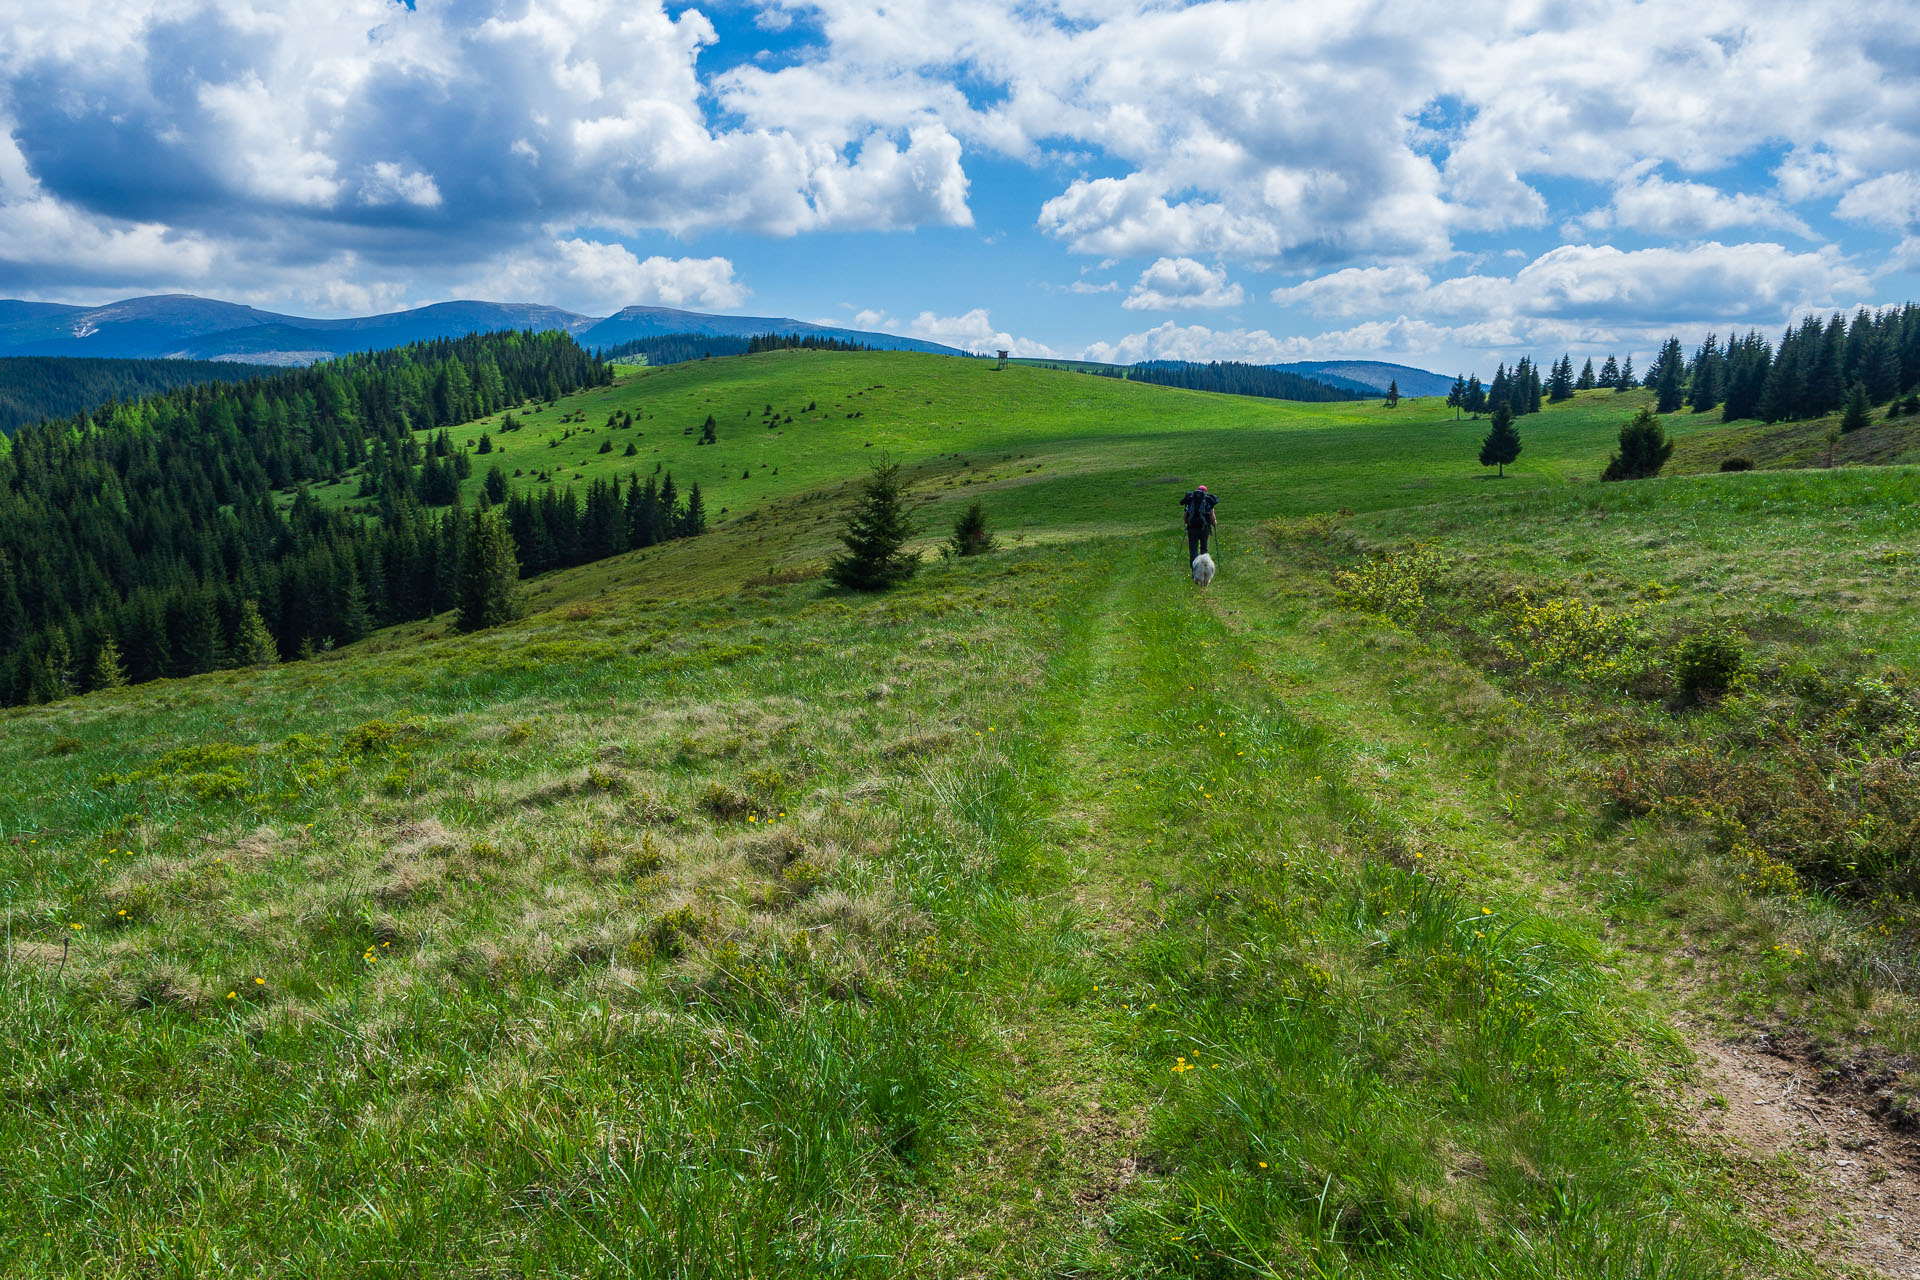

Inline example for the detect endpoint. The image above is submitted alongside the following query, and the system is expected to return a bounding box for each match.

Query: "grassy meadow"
[6,352,1919,1276]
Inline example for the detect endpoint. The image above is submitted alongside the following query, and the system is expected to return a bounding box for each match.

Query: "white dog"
[1191,552,1216,586]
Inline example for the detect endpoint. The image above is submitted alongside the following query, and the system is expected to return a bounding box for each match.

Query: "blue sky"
[2,0,1917,376]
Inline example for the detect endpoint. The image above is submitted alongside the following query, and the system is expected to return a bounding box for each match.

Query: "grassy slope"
[308,354,1707,534]
[5,355,1914,1276]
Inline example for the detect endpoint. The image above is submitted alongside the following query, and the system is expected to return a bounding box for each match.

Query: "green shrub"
[1601,406,1673,481]
[1673,630,1749,700]
[947,501,995,557]
[1330,544,1448,625]
[700,781,758,820]
[1494,591,1650,685]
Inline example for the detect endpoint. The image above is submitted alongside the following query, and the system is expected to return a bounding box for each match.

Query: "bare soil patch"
[1683,1023,1920,1278]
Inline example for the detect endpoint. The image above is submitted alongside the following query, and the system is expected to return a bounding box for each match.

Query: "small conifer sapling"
[91,635,128,690]
[1478,402,1521,477]
[949,501,995,557]
[827,458,920,590]
[235,601,280,667]
[1840,381,1872,434]
[1601,406,1674,481]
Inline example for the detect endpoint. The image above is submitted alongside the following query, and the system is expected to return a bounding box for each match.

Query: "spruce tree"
[0,550,26,651]
[1577,358,1596,390]
[235,601,280,667]
[1840,380,1873,434]
[338,571,372,644]
[32,632,74,704]
[1549,354,1574,402]
[1478,403,1521,477]
[1385,379,1400,408]
[1600,407,1674,481]
[90,635,128,690]
[457,507,523,632]
[1465,375,1487,417]
[1488,362,1511,412]
[1598,355,1619,388]
[1617,355,1636,390]
[680,483,707,537]
[949,501,995,557]
[700,414,718,445]
[630,476,662,548]
[1865,330,1902,404]
[659,473,679,530]
[827,458,920,590]
[1688,335,1722,414]
[172,589,223,676]
[1808,315,1846,414]
[1447,374,1466,419]
[1654,336,1687,412]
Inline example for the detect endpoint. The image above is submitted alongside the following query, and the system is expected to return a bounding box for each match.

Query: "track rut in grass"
[928,536,1835,1278]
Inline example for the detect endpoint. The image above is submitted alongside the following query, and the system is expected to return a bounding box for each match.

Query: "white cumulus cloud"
[466,242,747,315]
[1085,315,1454,366]
[1123,257,1245,311]
[359,163,443,209]
[1835,172,1920,231]
[1582,170,1812,238]
[1272,241,1870,332]
[907,308,1054,357]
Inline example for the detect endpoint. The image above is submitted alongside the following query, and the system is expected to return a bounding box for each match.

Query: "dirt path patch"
[1684,1025,1920,1278]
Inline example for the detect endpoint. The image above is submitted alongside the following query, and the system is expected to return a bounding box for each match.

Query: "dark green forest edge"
[1092,360,1367,403]
[1447,305,1920,424]
[0,356,262,434]
[0,331,711,704]
[595,331,876,364]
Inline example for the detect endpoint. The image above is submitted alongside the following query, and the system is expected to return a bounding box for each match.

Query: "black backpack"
[1182,491,1212,529]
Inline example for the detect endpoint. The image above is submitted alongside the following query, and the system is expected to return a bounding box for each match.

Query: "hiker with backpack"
[1180,484,1217,563]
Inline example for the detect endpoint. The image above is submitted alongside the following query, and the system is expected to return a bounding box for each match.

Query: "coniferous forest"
[0,356,264,434]
[597,333,751,364]
[595,331,875,366]
[1100,360,1368,402]
[0,330,722,707]
[1450,305,1920,423]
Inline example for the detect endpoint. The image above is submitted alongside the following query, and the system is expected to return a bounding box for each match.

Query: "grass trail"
[922,537,1820,1277]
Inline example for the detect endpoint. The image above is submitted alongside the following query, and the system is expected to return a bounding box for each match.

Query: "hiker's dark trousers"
[1187,525,1210,561]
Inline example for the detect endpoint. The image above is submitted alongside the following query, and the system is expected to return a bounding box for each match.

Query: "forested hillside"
[0,356,262,434]
[596,330,875,365]
[1099,359,1366,402]
[1529,304,1920,421]
[7,302,1917,712]
[0,331,627,705]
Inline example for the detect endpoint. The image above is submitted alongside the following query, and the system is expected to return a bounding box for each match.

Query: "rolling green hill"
[5,351,1919,1277]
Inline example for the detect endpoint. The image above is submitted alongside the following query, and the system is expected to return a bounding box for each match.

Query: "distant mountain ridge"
[1268,361,1455,398]
[0,295,1452,391]
[0,294,964,365]
[1017,356,1453,400]
[580,306,963,356]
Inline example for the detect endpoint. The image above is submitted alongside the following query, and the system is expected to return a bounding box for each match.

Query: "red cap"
[1197,485,1207,491]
